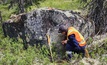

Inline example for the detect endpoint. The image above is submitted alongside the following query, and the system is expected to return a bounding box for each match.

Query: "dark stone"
[2,7,95,46]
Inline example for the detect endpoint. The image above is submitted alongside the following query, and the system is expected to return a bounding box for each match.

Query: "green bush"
[1,0,107,64]
[0,37,52,65]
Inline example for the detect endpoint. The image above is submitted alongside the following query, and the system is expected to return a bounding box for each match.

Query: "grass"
[1,38,107,65]
[0,4,18,22]
[39,0,82,10]
[0,0,107,65]
[87,38,107,64]
[0,37,51,65]
[0,1,84,64]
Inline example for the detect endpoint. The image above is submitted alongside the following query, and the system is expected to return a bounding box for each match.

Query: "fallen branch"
[46,29,54,62]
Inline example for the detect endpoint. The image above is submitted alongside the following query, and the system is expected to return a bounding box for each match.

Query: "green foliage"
[87,38,107,64]
[0,37,52,65]
[39,0,84,10]
[0,0,88,64]
[87,37,93,45]
[0,0,107,64]
[80,62,84,65]
[0,0,90,22]
[0,4,18,22]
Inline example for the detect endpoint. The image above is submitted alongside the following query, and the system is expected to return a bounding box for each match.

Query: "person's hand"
[61,40,67,45]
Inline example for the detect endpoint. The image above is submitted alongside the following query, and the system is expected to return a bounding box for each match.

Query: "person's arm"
[68,34,81,50]
[61,40,67,45]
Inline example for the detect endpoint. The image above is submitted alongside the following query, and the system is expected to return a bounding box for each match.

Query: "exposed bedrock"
[2,7,95,46]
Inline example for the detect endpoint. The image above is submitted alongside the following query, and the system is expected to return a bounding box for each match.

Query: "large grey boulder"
[2,7,95,45]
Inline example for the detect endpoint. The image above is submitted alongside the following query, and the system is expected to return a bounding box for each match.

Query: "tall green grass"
[39,0,82,10]
[1,0,107,65]
[0,37,52,65]
[0,4,18,22]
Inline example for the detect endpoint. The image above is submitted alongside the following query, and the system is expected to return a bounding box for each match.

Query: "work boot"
[67,54,72,62]
[66,51,72,62]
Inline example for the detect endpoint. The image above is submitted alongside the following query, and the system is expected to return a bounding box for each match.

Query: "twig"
[46,28,54,62]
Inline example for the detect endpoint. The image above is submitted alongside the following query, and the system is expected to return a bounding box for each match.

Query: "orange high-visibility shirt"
[67,27,86,46]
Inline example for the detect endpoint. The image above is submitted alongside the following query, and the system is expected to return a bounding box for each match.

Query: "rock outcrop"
[2,7,95,45]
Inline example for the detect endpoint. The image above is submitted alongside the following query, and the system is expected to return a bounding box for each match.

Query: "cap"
[58,25,67,33]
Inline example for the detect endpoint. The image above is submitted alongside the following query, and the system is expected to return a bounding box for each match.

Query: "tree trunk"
[0,11,2,23]
[29,0,33,5]
[88,0,107,34]
[18,0,25,13]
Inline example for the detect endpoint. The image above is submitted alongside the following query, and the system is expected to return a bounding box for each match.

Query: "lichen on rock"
[2,7,95,46]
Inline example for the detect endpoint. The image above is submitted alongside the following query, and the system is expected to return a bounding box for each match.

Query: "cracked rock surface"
[2,7,95,45]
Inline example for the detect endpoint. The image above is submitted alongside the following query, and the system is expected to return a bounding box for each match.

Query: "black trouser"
[65,43,85,59]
